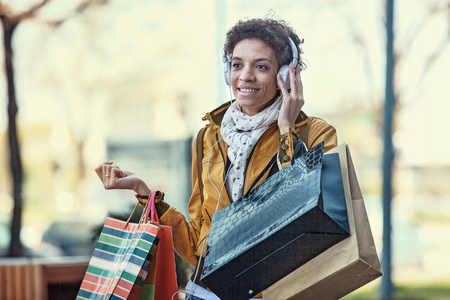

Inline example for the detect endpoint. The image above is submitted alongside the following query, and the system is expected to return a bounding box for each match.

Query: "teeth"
[240,89,258,92]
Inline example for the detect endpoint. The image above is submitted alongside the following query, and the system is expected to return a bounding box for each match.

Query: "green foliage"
[342,283,450,300]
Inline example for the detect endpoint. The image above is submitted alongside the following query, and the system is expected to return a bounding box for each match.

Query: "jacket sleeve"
[307,117,338,153]
[157,135,204,266]
[277,129,299,169]
[277,117,337,169]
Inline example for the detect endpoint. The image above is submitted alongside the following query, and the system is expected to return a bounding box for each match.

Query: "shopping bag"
[138,225,178,300]
[263,144,383,299]
[77,191,162,300]
[201,141,350,300]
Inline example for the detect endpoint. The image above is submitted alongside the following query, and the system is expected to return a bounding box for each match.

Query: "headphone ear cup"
[277,65,291,90]
[223,52,231,86]
[224,63,231,86]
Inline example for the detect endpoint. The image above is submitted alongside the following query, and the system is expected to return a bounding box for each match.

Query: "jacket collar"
[202,100,310,127]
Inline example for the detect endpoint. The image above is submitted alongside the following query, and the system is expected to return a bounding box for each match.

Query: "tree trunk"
[1,15,24,257]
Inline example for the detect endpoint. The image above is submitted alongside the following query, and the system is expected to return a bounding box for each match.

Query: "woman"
[96,18,337,299]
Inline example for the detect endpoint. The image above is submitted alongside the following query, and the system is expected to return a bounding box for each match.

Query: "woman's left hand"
[277,63,305,134]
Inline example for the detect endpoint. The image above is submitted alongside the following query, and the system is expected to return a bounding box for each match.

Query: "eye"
[232,62,242,68]
[256,64,269,70]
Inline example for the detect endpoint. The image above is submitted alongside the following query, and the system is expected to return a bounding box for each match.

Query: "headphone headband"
[288,37,298,68]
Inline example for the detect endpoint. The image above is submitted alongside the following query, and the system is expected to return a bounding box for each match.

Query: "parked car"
[41,221,97,257]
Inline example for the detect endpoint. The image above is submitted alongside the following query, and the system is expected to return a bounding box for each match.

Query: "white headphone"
[223,37,298,90]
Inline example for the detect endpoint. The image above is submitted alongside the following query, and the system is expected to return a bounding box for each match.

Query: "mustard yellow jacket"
[157,102,337,268]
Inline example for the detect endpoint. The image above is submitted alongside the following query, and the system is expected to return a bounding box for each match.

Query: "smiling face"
[230,39,279,116]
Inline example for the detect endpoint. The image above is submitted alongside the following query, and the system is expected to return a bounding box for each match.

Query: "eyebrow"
[231,57,273,63]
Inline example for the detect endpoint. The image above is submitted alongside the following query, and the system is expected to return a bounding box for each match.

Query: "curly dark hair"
[224,18,306,70]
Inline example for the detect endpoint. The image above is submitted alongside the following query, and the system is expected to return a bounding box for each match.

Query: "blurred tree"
[344,0,448,128]
[335,1,449,298]
[0,0,106,257]
[0,11,21,257]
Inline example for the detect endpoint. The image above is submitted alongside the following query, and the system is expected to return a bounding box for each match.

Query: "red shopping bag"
[139,223,178,299]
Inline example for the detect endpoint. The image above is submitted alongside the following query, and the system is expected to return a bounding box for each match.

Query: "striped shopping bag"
[77,191,162,300]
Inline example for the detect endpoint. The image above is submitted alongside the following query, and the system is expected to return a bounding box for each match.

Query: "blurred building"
[106,138,193,217]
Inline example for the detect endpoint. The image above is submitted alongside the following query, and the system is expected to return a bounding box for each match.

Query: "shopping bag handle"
[291,139,307,165]
[124,200,145,229]
[124,190,159,228]
[144,190,160,225]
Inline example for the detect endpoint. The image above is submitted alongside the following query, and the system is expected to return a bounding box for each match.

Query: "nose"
[239,66,255,82]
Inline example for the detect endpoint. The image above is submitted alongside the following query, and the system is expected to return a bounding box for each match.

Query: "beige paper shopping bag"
[264,144,382,300]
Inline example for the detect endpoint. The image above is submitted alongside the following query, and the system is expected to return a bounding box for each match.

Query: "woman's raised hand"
[95,162,151,196]
[276,63,305,134]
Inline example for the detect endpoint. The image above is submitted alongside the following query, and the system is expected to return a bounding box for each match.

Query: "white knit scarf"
[220,96,282,201]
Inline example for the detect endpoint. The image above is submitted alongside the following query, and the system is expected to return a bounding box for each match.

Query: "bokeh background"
[0,0,449,298]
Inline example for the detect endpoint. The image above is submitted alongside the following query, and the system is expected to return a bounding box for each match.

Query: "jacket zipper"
[215,133,232,203]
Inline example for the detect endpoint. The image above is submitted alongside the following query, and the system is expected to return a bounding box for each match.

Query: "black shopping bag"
[201,141,350,300]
